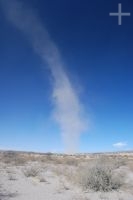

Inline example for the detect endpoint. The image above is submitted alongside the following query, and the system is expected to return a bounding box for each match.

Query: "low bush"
[23,166,40,177]
[77,157,125,192]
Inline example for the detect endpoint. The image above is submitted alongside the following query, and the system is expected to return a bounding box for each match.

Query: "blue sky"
[0,0,133,153]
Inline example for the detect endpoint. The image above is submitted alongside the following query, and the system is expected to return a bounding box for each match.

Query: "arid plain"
[0,151,133,200]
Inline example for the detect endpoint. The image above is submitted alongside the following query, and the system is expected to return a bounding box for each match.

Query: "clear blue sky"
[0,0,133,153]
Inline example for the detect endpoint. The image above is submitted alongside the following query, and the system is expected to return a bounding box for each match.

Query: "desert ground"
[0,151,133,200]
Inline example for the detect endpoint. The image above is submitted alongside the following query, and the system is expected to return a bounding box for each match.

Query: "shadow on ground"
[0,191,18,200]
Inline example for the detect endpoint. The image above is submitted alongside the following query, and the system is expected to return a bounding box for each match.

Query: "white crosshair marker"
[109,3,131,25]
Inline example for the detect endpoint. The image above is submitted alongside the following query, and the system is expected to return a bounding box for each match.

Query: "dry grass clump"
[8,174,17,181]
[76,156,125,192]
[23,166,40,177]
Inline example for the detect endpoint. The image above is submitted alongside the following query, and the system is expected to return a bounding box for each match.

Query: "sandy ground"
[0,157,133,200]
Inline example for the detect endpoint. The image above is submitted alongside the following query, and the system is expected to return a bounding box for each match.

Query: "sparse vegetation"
[23,166,40,177]
[77,157,125,192]
[0,150,133,199]
[1,151,28,166]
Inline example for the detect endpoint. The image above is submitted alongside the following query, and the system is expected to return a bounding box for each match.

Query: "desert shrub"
[92,155,127,169]
[1,151,28,166]
[112,157,127,168]
[14,156,28,166]
[41,155,79,166]
[23,166,40,177]
[45,152,54,161]
[61,157,79,166]
[77,158,124,192]
[2,151,16,164]
[63,158,77,166]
